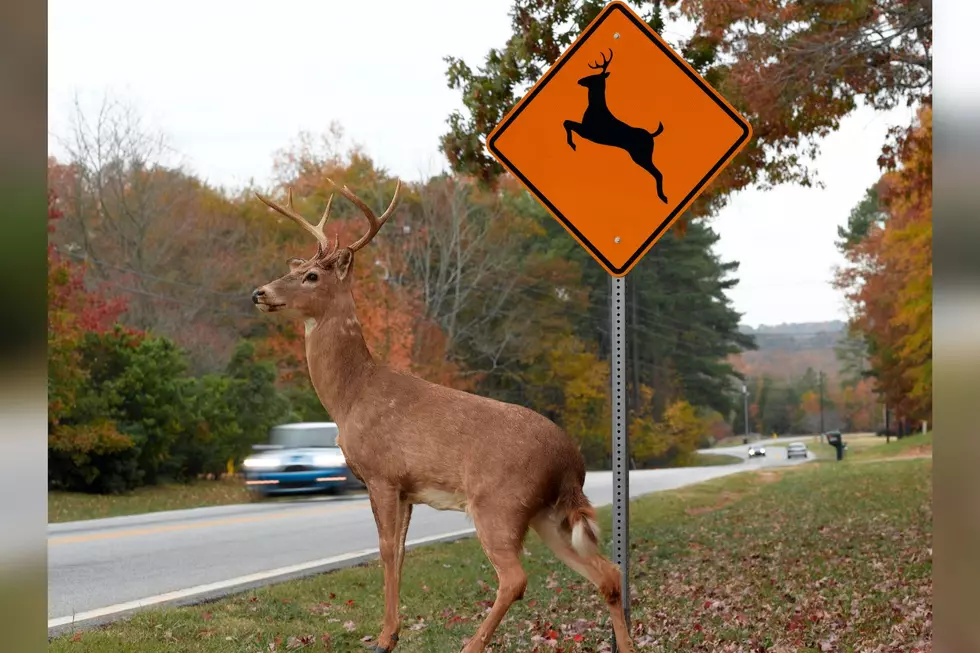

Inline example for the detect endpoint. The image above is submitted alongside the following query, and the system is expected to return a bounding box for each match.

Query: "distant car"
[786,442,809,459]
[242,422,365,499]
[747,444,766,458]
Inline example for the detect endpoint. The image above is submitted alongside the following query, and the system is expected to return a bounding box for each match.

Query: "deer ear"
[288,258,306,271]
[334,248,353,280]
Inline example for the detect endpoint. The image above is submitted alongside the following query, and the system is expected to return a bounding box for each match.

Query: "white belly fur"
[410,488,468,513]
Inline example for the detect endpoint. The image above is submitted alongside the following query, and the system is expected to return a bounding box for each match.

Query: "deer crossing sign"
[486,0,752,277]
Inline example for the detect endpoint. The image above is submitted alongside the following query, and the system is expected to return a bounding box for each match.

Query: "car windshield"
[268,424,339,448]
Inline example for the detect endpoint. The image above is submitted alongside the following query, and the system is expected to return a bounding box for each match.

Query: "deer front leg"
[367,485,412,652]
[563,120,580,151]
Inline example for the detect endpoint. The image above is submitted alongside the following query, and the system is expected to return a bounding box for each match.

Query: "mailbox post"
[825,430,844,461]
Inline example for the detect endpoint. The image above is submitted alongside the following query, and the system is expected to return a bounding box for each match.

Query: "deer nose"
[251,288,265,304]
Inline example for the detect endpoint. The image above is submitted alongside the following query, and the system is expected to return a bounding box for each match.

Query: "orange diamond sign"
[486,0,752,277]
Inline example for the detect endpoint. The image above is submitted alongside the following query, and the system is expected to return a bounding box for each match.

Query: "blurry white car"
[786,442,809,460]
[242,422,365,498]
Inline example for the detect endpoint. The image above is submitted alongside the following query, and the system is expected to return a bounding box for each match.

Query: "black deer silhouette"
[563,49,668,204]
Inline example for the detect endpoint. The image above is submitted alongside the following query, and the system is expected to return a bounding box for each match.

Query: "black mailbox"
[825,430,844,460]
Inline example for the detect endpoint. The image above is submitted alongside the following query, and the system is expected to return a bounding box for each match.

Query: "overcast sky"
[48,0,915,328]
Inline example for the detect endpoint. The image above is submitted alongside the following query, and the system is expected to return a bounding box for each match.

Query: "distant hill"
[732,321,846,380]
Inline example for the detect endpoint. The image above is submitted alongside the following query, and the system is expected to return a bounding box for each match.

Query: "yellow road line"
[48,503,366,546]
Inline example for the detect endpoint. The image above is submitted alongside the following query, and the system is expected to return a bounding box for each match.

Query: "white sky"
[48,0,916,327]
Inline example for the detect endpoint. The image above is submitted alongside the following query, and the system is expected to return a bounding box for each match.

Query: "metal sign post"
[610,274,630,650]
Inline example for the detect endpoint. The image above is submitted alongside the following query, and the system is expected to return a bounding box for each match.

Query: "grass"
[807,431,932,461]
[48,480,253,523]
[51,442,933,652]
[849,431,932,461]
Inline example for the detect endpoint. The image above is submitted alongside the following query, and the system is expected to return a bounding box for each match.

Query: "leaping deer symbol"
[563,49,669,204]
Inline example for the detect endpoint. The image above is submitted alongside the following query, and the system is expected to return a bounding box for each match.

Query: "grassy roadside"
[807,431,933,461]
[52,443,932,652]
[48,480,253,523]
[849,431,932,460]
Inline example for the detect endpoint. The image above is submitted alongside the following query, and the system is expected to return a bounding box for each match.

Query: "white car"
[786,442,809,459]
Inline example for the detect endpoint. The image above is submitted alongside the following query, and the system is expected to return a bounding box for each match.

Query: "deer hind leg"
[460,505,530,653]
[628,147,668,205]
[530,512,634,653]
[563,120,582,151]
[367,485,413,652]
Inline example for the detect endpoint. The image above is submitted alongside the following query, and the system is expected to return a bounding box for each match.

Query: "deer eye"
[304,272,319,283]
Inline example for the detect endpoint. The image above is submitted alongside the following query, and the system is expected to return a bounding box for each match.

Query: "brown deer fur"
[250,180,634,653]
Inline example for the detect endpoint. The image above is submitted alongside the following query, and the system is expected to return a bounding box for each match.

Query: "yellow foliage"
[632,397,708,467]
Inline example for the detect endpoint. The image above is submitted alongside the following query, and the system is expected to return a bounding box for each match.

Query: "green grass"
[807,431,932,462]
[48,480,253,523]
[51,454,932,652]
[849,431,932,461]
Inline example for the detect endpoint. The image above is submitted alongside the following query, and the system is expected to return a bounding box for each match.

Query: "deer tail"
[651,121,664,138]
[560,488,601,557]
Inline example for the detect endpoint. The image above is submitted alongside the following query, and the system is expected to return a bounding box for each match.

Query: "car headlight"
[313,453,347,468]
[243,456,281,469]
[759,448,765,454]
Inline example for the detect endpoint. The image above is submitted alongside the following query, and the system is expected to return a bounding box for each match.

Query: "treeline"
[47,109,749,493]
[729,368,879,437]
[443,0,932,436]
[48,195,308,492]
[834,105,933,433]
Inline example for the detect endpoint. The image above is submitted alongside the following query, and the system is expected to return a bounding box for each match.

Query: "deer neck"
[303,301,376,427]
[586,85,609,111]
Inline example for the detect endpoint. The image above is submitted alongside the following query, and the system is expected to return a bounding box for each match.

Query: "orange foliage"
[834,378,878,432]
[835,105,932,423]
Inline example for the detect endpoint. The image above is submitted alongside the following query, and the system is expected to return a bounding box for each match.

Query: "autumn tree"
[834,104,932,427]
[442,0,931,216]
[49,97,257,372]
[48,188,138,491]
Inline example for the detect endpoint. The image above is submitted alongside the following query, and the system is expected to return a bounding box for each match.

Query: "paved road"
[48,444,808,632]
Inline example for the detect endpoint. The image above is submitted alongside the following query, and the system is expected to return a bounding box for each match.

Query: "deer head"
[577,48,613,88]
[250,180,401,319]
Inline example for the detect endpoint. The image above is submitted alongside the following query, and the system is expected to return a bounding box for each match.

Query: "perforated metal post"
[610,274,630,650]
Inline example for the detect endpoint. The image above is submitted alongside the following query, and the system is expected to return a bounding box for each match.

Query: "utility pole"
[744,387,749,437]
[818,370,825,435]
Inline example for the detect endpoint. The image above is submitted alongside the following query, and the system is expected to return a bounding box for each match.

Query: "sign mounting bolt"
[613,32,620,39]
[614,236,621,243]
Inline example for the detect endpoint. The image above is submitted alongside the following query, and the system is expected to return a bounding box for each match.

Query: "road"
[48,443,808,633]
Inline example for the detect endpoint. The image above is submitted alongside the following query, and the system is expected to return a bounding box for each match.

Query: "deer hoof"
[369,633,398,652]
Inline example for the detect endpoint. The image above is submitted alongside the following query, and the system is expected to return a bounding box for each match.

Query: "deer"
[250,180,635,653]
[563,48,669,204]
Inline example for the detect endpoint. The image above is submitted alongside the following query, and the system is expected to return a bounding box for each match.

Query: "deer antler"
[254,188,338,257]
[324,178,401,252]
[588,48,613,71]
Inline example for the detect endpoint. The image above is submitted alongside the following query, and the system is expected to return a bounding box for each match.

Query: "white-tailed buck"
[251,181,635,653]
[563,48,669,204]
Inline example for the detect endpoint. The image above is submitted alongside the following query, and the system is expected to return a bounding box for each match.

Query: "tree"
[632,398,708,468]
[49,97,257,373]
[834,104,932,426]
[48,188,137,493]
[442,0,931,216]
[223,340,293,463]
